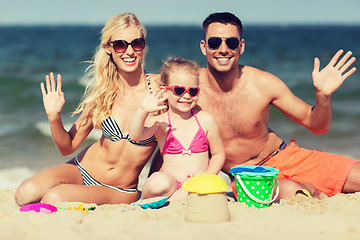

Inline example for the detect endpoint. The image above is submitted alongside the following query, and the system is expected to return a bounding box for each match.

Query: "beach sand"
[2,188,360,240]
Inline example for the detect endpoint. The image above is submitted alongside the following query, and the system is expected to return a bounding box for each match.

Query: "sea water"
[0,24,359,189]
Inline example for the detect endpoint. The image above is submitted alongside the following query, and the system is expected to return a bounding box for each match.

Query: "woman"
[15,13,159,206]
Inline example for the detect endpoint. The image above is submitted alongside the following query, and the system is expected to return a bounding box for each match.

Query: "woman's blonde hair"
[160,57,199,86]
[73,13,147,128]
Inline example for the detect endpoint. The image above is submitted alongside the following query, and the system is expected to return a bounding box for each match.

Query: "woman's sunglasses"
[165,85,200,97]
[109,38,146,53]
[207,37,240,50]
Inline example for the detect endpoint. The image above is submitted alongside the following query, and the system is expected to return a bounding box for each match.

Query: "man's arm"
[309,50,356,133]
[271,50,356,134]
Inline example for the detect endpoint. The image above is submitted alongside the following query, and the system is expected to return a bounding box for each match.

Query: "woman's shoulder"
[146,72,160,79]
[146,72,161,89]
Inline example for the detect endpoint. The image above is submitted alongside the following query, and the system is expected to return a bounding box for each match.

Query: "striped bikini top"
[101,71,157,146]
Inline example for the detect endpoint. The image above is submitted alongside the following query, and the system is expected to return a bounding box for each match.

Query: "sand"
[1,188,360,240]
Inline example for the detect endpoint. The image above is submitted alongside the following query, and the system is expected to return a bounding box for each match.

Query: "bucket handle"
[235,175,279,205]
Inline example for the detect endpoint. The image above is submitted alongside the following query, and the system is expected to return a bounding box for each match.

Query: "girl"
[15,13,160,206]
[129,57,225,200]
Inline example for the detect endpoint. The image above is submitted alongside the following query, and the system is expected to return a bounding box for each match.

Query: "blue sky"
[2,0,360,26]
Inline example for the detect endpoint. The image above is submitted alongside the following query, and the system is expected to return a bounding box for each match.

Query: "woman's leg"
[15,162,83,206]
[41,184,139,205]
[15,162,139,206]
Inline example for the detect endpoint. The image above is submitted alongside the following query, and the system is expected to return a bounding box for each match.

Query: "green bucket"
[229,165,279,208]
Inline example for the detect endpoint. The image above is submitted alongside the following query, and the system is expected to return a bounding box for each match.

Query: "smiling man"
[197,12,359,199]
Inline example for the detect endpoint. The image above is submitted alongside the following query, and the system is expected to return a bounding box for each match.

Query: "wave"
[35,121,102,140]
[0,167,35,190]
[0,119,18,137]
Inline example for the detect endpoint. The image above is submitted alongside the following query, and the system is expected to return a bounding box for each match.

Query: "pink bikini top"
[162,110,208,155]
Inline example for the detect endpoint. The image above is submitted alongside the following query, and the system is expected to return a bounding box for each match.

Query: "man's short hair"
[202,12,243,39]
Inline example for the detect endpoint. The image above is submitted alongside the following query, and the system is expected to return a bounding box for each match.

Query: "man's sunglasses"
[109,38,146,53]
[165,85,200,97]
[207,37,240,50]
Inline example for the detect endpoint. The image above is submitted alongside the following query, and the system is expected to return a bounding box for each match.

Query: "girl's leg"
[168,187,188,201]
[15,162,83,206]
[141,172,177,199]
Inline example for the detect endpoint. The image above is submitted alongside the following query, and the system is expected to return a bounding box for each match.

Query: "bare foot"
[297,183,328,200]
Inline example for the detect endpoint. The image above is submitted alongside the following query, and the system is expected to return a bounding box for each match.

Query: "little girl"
[129,57,225,200]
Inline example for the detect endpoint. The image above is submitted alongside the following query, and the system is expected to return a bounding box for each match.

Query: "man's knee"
[343,162,360,193]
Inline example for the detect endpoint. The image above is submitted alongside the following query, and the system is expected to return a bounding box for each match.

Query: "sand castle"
[182,174,230,223]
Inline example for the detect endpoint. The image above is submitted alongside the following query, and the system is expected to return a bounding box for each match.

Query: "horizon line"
[1,22,360,27]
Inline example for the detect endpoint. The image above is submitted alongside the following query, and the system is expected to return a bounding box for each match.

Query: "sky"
[1,0,360,26]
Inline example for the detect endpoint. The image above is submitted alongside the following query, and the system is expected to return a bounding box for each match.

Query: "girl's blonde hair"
[160,57,200,86]
[73,13,147,128]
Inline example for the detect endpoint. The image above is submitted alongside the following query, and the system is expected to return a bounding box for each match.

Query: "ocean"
[1,24,359,189]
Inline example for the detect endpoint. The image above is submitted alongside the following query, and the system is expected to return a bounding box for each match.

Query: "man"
[197,12,359,199]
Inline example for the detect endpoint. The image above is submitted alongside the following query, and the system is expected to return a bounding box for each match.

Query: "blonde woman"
[15,13,159,206]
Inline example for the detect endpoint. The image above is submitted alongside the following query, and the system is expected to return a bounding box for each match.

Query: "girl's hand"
[141,88,168,113]
[40,72,65,118]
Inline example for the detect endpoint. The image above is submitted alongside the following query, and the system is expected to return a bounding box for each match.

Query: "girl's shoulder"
[193,107,217,126]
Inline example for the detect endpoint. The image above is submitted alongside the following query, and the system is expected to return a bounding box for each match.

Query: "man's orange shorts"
[231,140,358,197]
[263,140,358,196]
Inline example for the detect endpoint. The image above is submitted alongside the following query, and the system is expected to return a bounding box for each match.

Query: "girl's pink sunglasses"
[165,85,200,97]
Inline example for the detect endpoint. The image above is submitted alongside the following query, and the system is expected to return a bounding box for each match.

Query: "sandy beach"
[2,187,360,240]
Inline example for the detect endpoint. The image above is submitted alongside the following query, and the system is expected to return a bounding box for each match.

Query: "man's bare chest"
[198,91,269,139]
